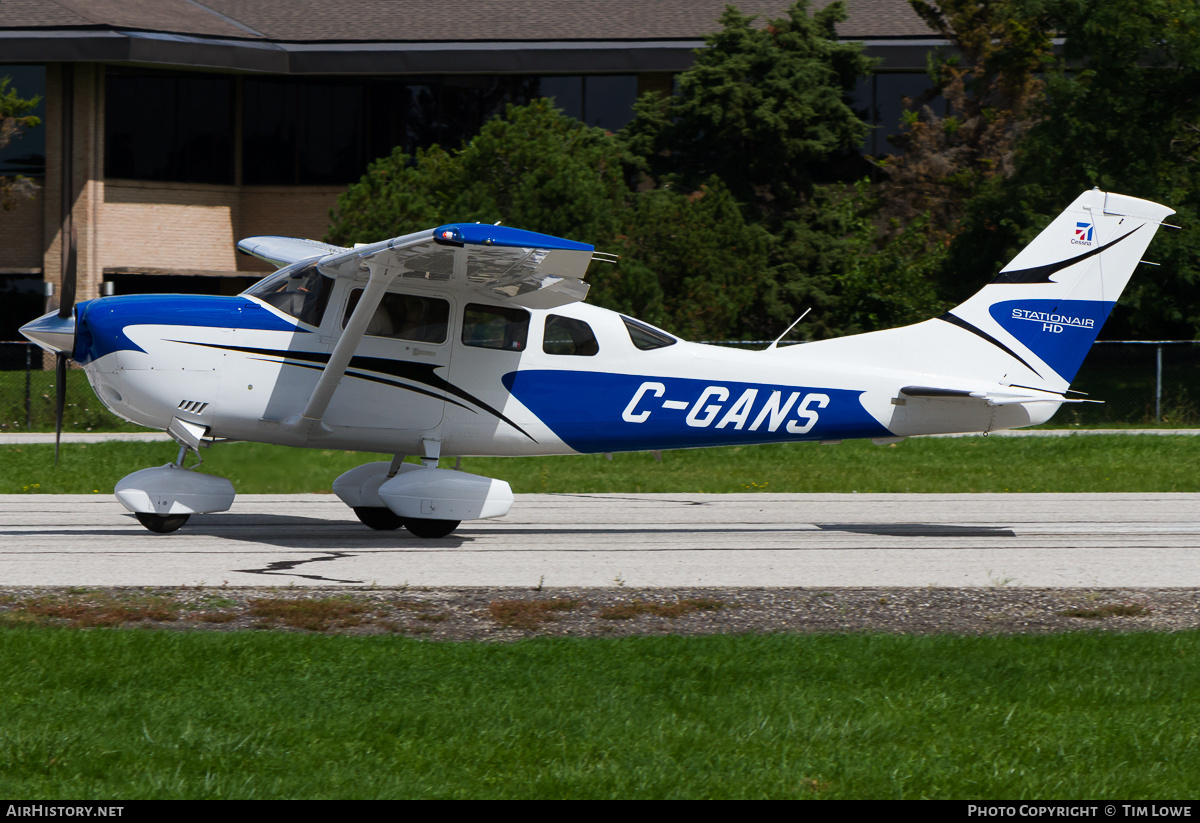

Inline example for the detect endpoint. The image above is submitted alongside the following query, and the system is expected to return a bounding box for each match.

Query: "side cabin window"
[343,289,449,344]
[462,304,529,351]
[543,314,599,356]
[247,263,333,328]
[622,315,677,351]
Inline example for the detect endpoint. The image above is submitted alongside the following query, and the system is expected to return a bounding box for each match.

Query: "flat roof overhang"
[0,29,947,73]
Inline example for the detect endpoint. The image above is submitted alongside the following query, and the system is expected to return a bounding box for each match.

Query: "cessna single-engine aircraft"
[21,189,1174,536]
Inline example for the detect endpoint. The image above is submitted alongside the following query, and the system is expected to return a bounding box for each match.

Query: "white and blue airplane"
[20,188,1174,536]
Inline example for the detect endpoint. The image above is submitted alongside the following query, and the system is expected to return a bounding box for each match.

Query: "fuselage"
[68,263,1056,458]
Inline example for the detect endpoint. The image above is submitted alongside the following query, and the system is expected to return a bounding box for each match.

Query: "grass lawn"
[1,433,1197,494]
[2,628,1198,799]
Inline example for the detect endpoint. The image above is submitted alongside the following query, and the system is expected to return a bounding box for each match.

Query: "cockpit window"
[622,315,677,350]
[343,289,449,344]
[462,304,529,351]
[247,263,333,327]
[544,315,599,356]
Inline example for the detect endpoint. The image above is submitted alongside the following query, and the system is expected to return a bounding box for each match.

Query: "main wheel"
[404,518,460,539]
[135,512,190,534]
[353,506,404,531]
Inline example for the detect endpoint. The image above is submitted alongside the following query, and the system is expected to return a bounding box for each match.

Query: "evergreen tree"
[945,0,1200,338]
[874,0,1053,237]
[327,100,773,340]
[622,0,877,339]
[624,0,872,222]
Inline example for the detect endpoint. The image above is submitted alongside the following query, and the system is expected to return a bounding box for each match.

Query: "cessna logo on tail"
[1073,221,1094,245]
[623,381,829,434]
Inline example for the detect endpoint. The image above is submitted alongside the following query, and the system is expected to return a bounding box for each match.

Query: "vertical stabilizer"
[943,190,1174,386]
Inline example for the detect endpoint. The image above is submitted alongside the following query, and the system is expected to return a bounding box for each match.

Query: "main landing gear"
[351,506,460,539]
[333,452,513,539]
[116,444,512,539]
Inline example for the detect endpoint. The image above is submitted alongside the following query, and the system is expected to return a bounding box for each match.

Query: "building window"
[0,65,45,178]
[537,75,638,132]
[105,69,234,184]
[243,78,369,186]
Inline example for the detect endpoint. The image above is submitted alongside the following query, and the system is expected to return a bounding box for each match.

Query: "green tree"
[0,76,41,210]
[874,0,1053,238]
[608,180,772,340]
[944,0,1200,337]
[622,0,881,339]
[327,99,774,340]
[328,98,635,245]
[624,0,873,223]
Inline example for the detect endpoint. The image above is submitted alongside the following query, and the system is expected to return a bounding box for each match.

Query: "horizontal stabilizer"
[899,386,1098,406]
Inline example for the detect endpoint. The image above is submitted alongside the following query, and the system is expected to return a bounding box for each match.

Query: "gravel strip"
[2,586,1198,640]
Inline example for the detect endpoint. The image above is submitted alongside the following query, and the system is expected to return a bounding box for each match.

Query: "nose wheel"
[135,512,191,534]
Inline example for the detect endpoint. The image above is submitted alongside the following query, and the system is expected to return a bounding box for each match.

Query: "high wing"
[237,236,349,269]
[243,223,606,437]
[242,223,603,310]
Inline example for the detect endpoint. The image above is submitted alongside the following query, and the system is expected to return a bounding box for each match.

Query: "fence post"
[1156,344,1163,422]
[24,342,32,430]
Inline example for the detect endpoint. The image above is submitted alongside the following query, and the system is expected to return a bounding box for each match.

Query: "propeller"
[54,64,77,466]
[54,218,75,464]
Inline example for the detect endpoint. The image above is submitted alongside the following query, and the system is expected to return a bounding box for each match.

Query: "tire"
[353,506,404,531]
[404,518,460,539]
[135,512,190,534]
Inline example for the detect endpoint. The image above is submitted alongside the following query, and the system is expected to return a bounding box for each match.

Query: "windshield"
[245,263,333,327]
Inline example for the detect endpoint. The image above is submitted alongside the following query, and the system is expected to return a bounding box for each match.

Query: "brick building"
[0,0,938,339]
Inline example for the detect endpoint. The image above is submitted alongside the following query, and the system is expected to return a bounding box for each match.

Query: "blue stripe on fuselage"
[74,295,303,364]
[504,370,891,453]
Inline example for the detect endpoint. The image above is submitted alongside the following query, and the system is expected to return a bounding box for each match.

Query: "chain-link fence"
[0,341,128,433]
[2,339,1198,432]
[1065,341,1200,426]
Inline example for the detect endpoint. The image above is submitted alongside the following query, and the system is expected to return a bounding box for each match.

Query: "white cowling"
[115,465,235,515]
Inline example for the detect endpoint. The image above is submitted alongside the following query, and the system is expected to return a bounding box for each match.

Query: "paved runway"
[1,492,1198,588]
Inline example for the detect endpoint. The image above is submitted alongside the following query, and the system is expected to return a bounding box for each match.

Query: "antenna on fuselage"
[766,308,811,351]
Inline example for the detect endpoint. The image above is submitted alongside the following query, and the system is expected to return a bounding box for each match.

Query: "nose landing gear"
[116,443,234,534]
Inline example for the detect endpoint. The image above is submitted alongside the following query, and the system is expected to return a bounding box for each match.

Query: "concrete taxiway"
[1,492,1197,588]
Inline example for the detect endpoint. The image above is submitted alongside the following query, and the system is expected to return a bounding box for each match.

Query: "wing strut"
[287,260,394,436]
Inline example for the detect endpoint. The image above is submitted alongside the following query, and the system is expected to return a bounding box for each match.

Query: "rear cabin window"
[248,263,334,327]
[462,304,529,351]
[543,314,599,356]
[622,315,677,350]
[343,289,449,344]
